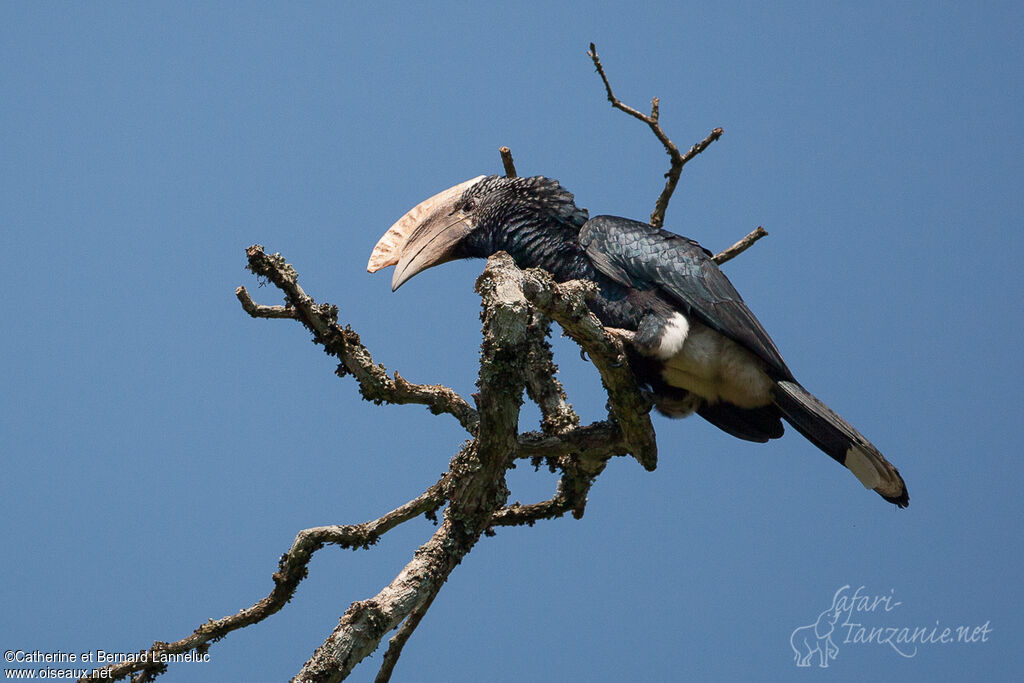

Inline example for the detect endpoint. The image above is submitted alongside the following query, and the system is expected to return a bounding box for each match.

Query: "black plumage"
[369,175,908,507]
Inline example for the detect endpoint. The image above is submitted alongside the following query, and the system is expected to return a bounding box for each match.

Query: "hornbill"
[367,175,908,507]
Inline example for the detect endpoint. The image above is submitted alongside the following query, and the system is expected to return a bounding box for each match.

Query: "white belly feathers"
[656,313,774,409]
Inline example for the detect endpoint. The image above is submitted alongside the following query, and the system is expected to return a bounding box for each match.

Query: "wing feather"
[579,215,793,380]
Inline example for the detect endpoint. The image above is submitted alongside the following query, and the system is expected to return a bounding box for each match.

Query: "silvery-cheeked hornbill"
[367,175,908,507]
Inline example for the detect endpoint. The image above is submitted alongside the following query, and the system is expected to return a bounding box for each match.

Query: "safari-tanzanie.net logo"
[789,585,992,668]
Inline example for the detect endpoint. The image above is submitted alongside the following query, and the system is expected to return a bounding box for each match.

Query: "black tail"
[773,380,908,507]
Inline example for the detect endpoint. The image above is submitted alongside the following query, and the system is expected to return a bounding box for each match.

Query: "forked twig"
[588,42,723,229]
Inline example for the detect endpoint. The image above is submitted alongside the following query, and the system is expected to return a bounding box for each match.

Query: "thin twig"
[712,226,768,265]
[587,42,723,229]
[499,146,517,177]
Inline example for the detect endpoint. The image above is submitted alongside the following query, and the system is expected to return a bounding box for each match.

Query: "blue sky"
[2,2,1021,681]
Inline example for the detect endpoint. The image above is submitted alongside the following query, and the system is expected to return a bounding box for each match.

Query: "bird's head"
[367,175,587,290]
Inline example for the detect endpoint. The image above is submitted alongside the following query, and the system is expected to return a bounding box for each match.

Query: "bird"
[367,175,908,507]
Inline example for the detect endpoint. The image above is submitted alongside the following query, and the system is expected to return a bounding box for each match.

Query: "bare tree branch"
[89,215,766,681]
[242,245,479,434]
[78,480,447,682]
[492,439,611,526]
[515,420,626,462]
[491,493,575,527]
[587,42,723,229]
[523,309,581,436]
[712,226,769,265]
[500,308,610,523]
[499,145,517,177]
[295,253,530,681]
[374,585,441,683]
[236,286,298,318]
[521,268,658,470]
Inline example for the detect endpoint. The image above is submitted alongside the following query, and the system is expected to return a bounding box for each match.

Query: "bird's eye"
[462,198,476,212]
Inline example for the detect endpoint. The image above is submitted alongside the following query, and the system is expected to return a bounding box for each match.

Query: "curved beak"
[368,176,485,291]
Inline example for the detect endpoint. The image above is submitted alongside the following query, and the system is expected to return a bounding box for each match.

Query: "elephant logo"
[790,607,842,668]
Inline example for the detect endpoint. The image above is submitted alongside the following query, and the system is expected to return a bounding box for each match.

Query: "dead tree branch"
[78,480,447,682]
[515,420,626,462]
[373,584,441,683]
[83,44,775,680]
[236,286,298,318]
[588,42,723,229]
[713,226,768,265]
[499,145,517,177]
[86,221,762,681]
[521,268,658,470]
[296,253,530,681]
[241,245,479,435]
[523,309,581,436]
